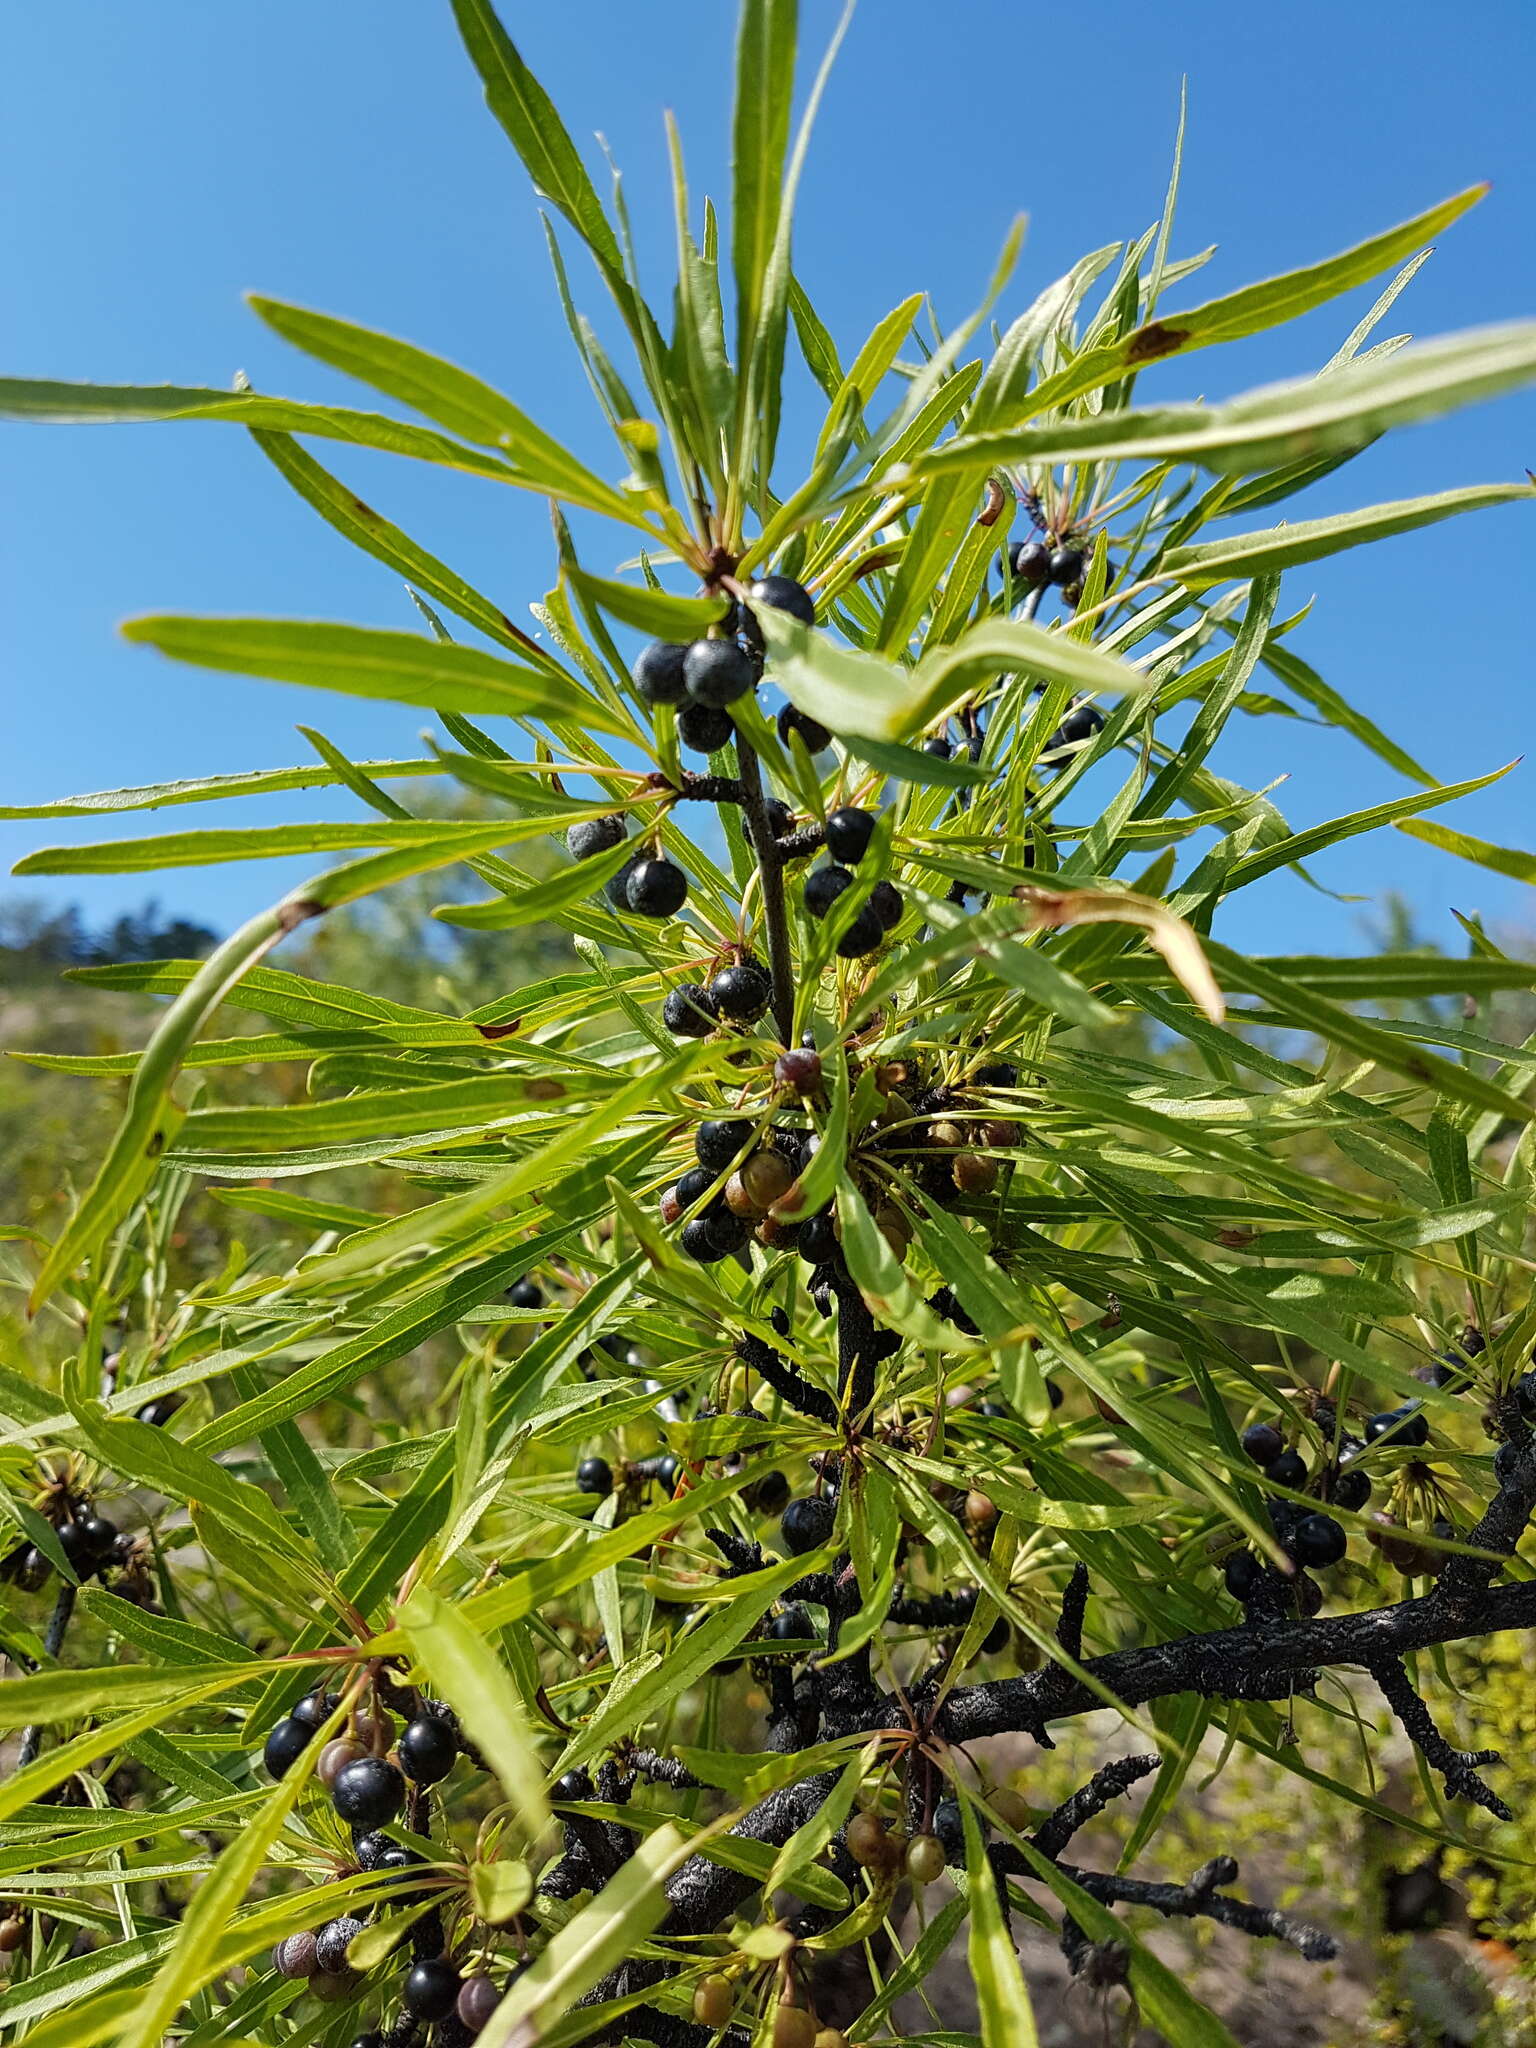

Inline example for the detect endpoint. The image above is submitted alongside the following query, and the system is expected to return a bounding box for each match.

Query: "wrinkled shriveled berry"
[315,1916,365,1975]
[565,813,626,863]
[633,641,690,705]
[274,1931,319,1978]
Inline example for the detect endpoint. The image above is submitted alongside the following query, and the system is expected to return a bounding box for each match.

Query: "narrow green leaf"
[961,1799,1039,2047]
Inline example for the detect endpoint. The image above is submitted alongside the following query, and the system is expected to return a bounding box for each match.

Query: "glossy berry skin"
[399,1714,458,1786]
[676,1164,716,1206]
[349,2036,386,2048]
[632,640,689,705]
[403,1958,463,2021]
[922,732,953,759]
[1048,545,1084,586]
[135,1395,182,1428]
[263,1716,313,1779]
[750,1468,792,1516]
[781,1495,834,1555]
[824,806,875,866]
[696,1118,755,1172]
[565,813,626,863]
[663,983,716,1038]
[765,797,796,837]
[1224,1549,1261,1600]
[1267,1448,1307,1491]
[1365,1404,1429,1448]
[906,1832,947,1884]
[710,960,772,1023]
[625,858,688,919]
[1291,1513,1347,1568]
[1332,1466,1372,1510]
[836,907,884,959]
[1010,538,1049,586]
[681,1217,730,1263]
[1044,702,1104,753]
[774,2009,818,2048]
[1242,1422,1284,1467]
[748,573,816,627]
[804,864,853,919]
[774,1048,822,1095]
[315,1916,365,1975]
[797,1211,839,1265]
[506,1276,543,1311]
[684,637,756,707]
[331,1755,406,1828]
[868,880,903,932]
[576,1456,613,1498]
[769,1602,812,1642]
[677,701,734,754]
[604,853,642,910]
[693,1974,735,2028]
[778,703,831,754]
[458,1974,502,2030]
[351,1829,392,1869]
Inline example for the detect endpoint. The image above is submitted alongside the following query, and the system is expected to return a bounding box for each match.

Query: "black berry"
[869,879,904,932]
[684,638,755,707]
[710,960,772,1023]
[677,702,734,753]
[1365,1404,1429,1448]
[565,813,626,863]
[835,906,884,958]
[576,1456,613,1498]
[403,1958,463,2022]
[331,1755,406,1827]
[704,1208,751,1254]
[458,1974,502,2031]
[797,1211,839,1264]
[1224,1549,1261,1600]
[923,732,953,759]
[604,853,643,909]
[632,641,689,706]
[135,1395,182,1428]
[352,1829,392,1869]
[315,1916,365,1975]
[778,703,831,754]
[399,1715,459,1786]
[1048,545,1084,586]
[1267,1449,1307,1491]
[291,1690,336,1731]
[750,1469,791,1516]
[1010,539,1049,586]
[825,806,876,866]
[748,573,816,627]
[696,1118,755,1172]
[970,1061,1017,1088]
[625,857,688,918]
[781,1496,835,1555]
[263,1716,313,1779]
[1331,1466,1372,1510]
[1291,1513,1347,1568]
[764,797,796,837]
[1242,1423,1284,1467]
[804,865,853,919]
[681,1217,730,1263]
[1045,702,1104,752]
[505,1276,543,1311]
[769,1602,812,1642]
[663,983,717,1038]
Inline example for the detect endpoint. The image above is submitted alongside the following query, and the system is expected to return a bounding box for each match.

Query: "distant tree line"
[0,898,218,975]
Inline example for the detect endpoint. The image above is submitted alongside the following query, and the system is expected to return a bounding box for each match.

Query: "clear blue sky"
[4,0,1533,956]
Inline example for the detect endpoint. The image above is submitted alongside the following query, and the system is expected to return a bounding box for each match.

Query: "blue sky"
[4,0,1533,957]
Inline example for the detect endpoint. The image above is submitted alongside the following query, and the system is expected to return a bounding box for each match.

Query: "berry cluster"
[801,805,903,958]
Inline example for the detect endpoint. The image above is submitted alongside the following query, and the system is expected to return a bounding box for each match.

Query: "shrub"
[3,3,1536,2043]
